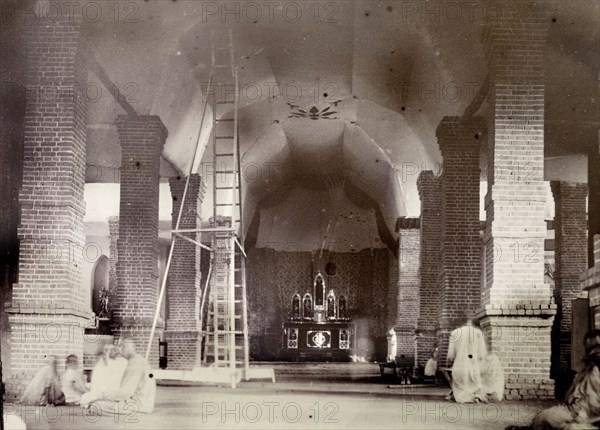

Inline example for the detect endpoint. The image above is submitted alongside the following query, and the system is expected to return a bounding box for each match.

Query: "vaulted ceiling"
[3,0,598,250]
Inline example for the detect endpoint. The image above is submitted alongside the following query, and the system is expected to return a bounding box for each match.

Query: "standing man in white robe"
[446,313,488,403]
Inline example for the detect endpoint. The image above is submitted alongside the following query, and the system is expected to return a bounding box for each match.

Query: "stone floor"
[4,363,556,429]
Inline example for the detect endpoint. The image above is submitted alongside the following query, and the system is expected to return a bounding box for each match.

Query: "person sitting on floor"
[531,330,600,430]
[61,354,89,405]
[87,337,156,415]
[81,342,128,408]
[20,355,64,406]
[506,330,600,430]
[446,311,488,403]
[425,347,439,379]
[480,349,505,402]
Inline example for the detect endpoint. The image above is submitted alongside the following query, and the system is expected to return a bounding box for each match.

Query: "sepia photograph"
[1,0,599,429]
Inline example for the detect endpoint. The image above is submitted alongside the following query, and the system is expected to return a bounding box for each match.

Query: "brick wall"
[480,5,555,400]
[165,174,205,369]
[395,219,420,359]
[550,182,587,385]
[5,13,91,399]
[415,172,442,367]
[113,115,167,367]
[437,117,483,363]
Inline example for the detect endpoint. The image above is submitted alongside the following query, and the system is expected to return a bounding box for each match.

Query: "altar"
[281,272,355,361]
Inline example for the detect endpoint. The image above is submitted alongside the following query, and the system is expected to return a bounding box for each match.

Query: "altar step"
[153,366,275,386]
[249,361,377,378]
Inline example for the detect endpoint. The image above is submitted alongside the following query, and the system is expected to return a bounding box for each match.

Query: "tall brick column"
[589,151,600,269]
[395,218,420,360]
[113,115,167,367]
[582,235,600,328]
[108,216,119,299]
[5,14,91,399]
[166,174,206,369]
[480,6,556,400]
[415,172,442,367]
[550,182,587,390]
[436,117,483,364]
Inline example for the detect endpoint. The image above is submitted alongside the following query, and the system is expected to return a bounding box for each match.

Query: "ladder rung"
[215,299,243,303]
[216,101,234,105]
[215,153,234,157]
[216,136,234,139]
[216,203,240,206]
[216,119,235,122]
[214,170,236,174]
[215,186,236,190]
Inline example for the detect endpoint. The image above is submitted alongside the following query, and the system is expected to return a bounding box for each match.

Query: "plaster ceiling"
[5,0,598,250]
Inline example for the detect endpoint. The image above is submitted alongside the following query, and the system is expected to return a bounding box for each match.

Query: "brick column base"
[481,311,555,400]
[4,316,86,400]
[165,331,201,369]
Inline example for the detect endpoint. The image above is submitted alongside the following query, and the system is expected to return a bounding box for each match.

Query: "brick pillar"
[436,117,483,364]
[415,172,442,367]
[582,235,600,328]
[589,151,600,269]
[108,216,119,313]
[550,182,588,391]
[5,13,91,399]
[113,115,167,368]
[480,5,556,400]
[165,174,206,369]
[396,218,420,360]
[0,83,26,394]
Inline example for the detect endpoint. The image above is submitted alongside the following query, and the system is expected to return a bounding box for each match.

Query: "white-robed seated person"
[80,342,128,408]
[61,354,89,405]
[480,348,505,402]
[446,311,488,403]
[86,337,156,415]
[425,347,439,378]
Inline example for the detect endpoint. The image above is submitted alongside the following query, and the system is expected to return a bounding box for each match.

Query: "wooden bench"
[378,361,398,377]
[379,355,414,384]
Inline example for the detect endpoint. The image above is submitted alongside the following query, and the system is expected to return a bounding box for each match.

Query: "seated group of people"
[446,314,505,403]
[19,353,88,406]
[445,313,600,429]
[18,337,156,415]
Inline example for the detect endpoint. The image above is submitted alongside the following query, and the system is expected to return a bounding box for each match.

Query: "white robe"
[89,354,156,415]
[81,356,128,408]
[481,353,505,402]
[447,324,487,403]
